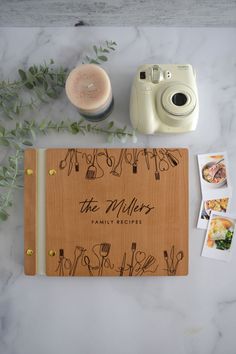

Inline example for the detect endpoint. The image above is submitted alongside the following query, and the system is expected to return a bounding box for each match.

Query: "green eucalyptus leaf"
[29,66,35,75]
[0,210,8,221]
[30,128,36,140]
[36,76,44,84]
[0,125,5,136]
[24,82,34,89]
[0,180,9,187]
[46,89,58,99]
[39,120,47,130]
[22,140,33,146]
[107,121,114,129]
[70,122,79,134]
[107,133,114,143]
[26,72,37,86]
[98,55,108,62]
[89,59,100,65]
[43,81,48,90]
[18,69,27,81]
[0,137,10,146]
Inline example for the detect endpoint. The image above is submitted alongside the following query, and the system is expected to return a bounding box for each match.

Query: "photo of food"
[206,215,235,251]
[201,198,229,220]
[201,155,227,187]
[198,152,232,200]
[202,212,236,261]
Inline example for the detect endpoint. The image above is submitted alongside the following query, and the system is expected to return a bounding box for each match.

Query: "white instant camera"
[130,64,199,134]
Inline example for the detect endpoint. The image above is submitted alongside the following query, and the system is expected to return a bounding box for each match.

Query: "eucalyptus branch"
[0,60,68,120]
[83,41,117,64]
[0,148,23,221]
[0,118,135,147]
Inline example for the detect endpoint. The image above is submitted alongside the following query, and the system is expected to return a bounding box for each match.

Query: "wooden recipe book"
[24,148,188,276]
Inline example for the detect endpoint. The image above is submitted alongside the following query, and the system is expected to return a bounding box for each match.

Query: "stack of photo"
[197,152,235,261]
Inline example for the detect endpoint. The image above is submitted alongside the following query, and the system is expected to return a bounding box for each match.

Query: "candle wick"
[87,83,94,89]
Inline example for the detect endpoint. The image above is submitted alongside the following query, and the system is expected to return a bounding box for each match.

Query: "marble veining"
[0,27,236,354]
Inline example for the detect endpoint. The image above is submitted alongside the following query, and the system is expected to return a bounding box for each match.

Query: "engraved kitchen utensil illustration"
[53,242,172,277]
[58,148,183,180]
[132,250,146,274]
[128,242,137,276]
[55,249,65,276]
[158,149,170,171]
[135,255,158,276]
[163,250,170,273]
[104,148,113,167]
[111,149,125,177]
[143,149,150,170]
[174,251,184,274]
[163,246,184,275]
[152,148,160,180]
[83,255,94,276]
[69,246,85,276]
[170,245,175,272]
[59,149,74,176]
[132,149,139,174]
[75,150,80,172]
[160,148,180,167]
[119,252,127,276]
[59,150,70,169]
[98,243,111,276]
[86,149,98,180]
[124,149,140,174]
[59,149,81,175]
[55,248,72,276]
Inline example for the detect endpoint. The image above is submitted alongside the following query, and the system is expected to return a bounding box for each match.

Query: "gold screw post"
[26,249,34,256]
[48,169,57,176]
[48,250,56,257]
[25,169,33,176]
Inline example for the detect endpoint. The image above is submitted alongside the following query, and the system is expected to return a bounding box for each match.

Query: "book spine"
[24,149,37,275]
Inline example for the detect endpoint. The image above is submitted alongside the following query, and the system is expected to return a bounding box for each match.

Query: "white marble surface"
[0,27,236,354]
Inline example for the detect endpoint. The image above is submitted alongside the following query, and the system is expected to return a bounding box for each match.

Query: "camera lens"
[172,93,187,106]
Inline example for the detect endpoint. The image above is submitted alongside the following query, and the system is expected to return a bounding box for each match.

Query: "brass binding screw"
[25,168,33,176]
[48,250,56,257]
[26,249,34,256]
[48,169,57,176]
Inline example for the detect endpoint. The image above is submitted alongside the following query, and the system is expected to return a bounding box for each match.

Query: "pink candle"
[65,64,113,121]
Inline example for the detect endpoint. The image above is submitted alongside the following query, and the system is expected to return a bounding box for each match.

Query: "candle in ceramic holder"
[65,64,114,122]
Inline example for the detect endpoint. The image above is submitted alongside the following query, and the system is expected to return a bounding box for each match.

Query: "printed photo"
[197,152,232,199]
[202,212,236,261]
[197,197,231,229]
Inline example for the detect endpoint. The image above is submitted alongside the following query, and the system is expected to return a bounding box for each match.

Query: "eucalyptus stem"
[0,148,23,220]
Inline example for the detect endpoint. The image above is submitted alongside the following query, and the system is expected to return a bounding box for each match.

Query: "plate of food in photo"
[202,159,227,188]
[202,198,229,220]
[207,216,234,250]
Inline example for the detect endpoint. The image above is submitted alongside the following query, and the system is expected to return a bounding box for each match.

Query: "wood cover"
[45,148,188,276]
